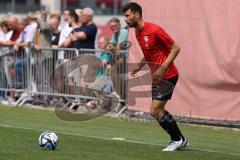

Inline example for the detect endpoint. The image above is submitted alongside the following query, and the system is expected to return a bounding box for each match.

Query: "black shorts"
[152,76,178,101]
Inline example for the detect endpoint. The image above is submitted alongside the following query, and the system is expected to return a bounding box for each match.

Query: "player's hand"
[152,65,167,80]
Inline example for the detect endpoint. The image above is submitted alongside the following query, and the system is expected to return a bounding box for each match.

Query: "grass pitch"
[0,105,239,160]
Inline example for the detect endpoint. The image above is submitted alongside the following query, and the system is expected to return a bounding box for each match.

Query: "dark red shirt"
[136,21,178,79]
[10,30,21,41]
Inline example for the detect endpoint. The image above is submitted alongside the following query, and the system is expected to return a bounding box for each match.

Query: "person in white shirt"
[0,20,13,102]
[0,20,13,55]
[56,8,73,64]
[14,18,37,89]
[0,17,21,103]
[14,17,37,50]
[58,8,73,45]
[0,20,13,40]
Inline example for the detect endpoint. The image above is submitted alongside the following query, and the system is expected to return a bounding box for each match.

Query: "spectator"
[49,12,61,47]
[69,9,80,30]
[97,35,108,50]
[2,16,21,47]
[63,7,97,49]
[0,19,13,57]
[109,18,128,100]
[0,20,13,46]
[59,8,98,100]
[14,17,37,89]
[33,11,54,93]
[96,37,112,78]
[34,10,52,49]
[60,9,81,90]
[0,20,13,49]
[60,9,81,49]
[109,17,128,50]
[68,9,81,43]
[86,37,115,110]
[57,8,73,64]
[75,9,82,26]
[14,14,37,50]
[62,9,82,61]
[0,17,21,104]
[58,8,73,47]
[0,20,13,102]
[27,12,38,29]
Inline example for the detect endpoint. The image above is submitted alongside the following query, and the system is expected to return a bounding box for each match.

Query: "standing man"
[122,2,188,151]
[34,11,53,94]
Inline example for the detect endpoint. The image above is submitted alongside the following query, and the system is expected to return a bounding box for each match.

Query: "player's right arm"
[131,57,146,76]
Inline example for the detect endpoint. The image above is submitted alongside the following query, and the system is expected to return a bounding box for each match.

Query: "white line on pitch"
[0,124,239,157]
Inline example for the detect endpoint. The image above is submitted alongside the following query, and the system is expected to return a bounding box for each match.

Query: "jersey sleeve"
[155,27,174,49]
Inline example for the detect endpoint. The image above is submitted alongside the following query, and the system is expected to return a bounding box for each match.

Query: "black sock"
[157,110,184,141]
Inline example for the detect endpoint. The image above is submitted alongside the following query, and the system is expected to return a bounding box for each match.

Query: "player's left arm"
[162,43,180,67]
[153,43,180,79]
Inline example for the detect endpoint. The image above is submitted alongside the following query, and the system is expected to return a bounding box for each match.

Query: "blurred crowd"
[0,7,128,109]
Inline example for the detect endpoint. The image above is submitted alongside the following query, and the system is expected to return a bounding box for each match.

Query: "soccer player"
[122,2,189,151]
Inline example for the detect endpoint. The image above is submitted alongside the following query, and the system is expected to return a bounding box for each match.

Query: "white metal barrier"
[0,47,32,105]
[0,47,127,115]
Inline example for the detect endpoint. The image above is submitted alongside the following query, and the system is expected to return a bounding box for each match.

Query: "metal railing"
[0,47,127,114]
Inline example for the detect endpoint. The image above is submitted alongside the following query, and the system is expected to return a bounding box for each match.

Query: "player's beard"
[127,20,139,28]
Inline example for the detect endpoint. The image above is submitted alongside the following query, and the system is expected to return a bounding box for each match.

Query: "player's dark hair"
[121,2,142,18]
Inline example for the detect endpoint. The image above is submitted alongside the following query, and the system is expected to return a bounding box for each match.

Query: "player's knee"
[150,105,162,117]
[150,103,165,119]
[150,107,157,117]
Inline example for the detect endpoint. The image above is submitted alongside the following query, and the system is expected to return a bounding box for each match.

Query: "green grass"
[0,105,239,160]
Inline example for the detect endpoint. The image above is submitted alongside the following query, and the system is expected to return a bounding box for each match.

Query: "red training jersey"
[135,21,178,79]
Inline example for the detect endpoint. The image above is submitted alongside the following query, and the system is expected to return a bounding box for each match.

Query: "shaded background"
[128,0,240,121]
